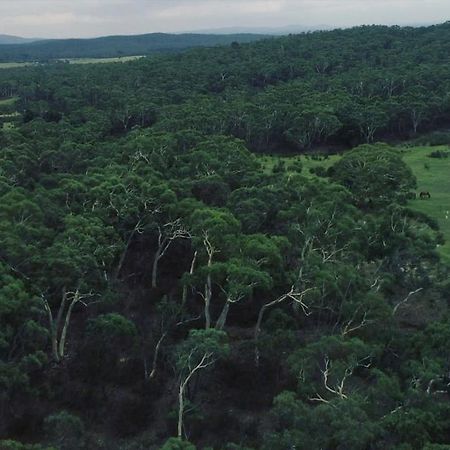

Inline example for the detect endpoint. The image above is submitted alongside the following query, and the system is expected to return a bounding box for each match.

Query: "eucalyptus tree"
[331,143,416,207]
[40,214,120,362]
[174,329,229,439]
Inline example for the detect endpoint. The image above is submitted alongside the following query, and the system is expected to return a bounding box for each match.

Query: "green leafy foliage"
[331,143,417,207]
[160,438,197,450]
[0,23,450,450]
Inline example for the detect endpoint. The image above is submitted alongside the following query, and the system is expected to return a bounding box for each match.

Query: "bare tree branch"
[254,286,314,365]
[392,288,423,315]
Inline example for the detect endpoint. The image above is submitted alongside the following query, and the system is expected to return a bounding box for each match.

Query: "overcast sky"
[0,0,449,38]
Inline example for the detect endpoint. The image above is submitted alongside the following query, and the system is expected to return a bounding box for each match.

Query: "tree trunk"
[50,323,60,362]
[254,303,269,366]
[148,332,167,380]
[204,275,212,329]
[115,224,140,281]
[182,251,197,308]
[152,247,162,289]
[58,290,80,360]
[202,233,215,329]
[178,382,185,439]
[215,299,231,330]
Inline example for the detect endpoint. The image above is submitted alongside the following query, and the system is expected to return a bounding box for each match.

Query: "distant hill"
[0,32,269,62]
[189,25,332,35]
[0,34,41,45]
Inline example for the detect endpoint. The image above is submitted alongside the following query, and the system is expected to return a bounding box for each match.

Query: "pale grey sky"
[0,0,449,38]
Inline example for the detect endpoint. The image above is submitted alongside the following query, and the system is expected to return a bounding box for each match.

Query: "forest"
[1,23,450,450]
[0,33,268,63]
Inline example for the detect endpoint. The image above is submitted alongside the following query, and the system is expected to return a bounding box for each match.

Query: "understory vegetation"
[1,23,450,450]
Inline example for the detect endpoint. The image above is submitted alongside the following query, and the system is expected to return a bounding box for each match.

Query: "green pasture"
[2,122,15,130]
[57,55,145,65]
[259,153,340,177]
[0,62,35,69]
[0,96,18,106]
[0,56,144,70]
[0,96,20,130]
[401,145,450,263]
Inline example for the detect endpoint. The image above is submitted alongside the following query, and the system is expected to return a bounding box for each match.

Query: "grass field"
[259,153,340,177]
[2,122,15,130]
[401,145,450,263]
[0,97,20,129]
[59,55,144,65]
[0,62,35,69]
[0,96,18,106]
[259,145,450,262]
[0,56,144,70]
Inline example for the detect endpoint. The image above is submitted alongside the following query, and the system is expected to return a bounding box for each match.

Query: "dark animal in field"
[419,191,431,199]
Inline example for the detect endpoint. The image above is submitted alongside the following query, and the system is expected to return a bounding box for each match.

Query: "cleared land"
[0,62,35,69]
[2,122,15,130]
[0,96,18,106]
[0,56,144,70]
[260,145,450,262]
[56,55,145,65]
[402,145,450,263]
[0,97,19,129]
[260,153,339,178]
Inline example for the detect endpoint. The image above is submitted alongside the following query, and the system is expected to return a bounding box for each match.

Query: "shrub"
[309,166,327,177]
[44,411,85,450]
[428,150,450,159]
[160,438,197,450]
[413,131,450,146]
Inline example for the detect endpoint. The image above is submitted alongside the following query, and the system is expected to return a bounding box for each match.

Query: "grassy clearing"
[259,153,340,177]
[401,145,450,263]
[0,56,144,70]
[259,145,450,262]
[56,55,145,65]
[2,122,15,130]
[0,62,35,69]
[0,96,18,106]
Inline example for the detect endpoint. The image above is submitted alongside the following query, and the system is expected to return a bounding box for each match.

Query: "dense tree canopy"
[1,23,450,450]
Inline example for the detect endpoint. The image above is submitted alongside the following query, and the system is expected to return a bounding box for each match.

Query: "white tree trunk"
[152,247,162,288]
[215,299,231,331]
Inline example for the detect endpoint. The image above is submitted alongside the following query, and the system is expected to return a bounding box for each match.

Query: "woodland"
[1,23,450,449]
[0,33,268,63]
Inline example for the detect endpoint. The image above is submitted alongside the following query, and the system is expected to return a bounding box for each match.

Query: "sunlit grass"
[401,145,450,263]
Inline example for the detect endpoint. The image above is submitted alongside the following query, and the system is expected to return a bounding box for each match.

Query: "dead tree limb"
[254,286,313,365]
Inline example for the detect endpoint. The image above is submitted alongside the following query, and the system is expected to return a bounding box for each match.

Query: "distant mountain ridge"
[0,34,41,45]
[187,25,332,34]
[0,32,270,62]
